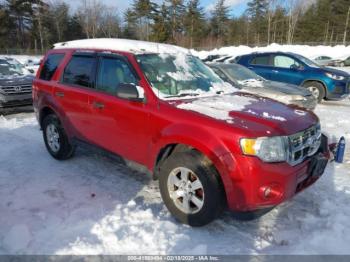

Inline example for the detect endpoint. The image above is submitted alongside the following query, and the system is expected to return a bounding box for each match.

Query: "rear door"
[54,52,97,139]
[271,54,305,85]
[248,54,273,80]
[84,53,150,164]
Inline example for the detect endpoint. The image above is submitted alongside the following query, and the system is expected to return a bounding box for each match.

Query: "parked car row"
[204,51,350,103]
[0,56,34,109]
[208,63,317,110]
[32,39,331,226]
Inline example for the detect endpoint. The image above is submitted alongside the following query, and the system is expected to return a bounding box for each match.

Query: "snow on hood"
[177,93,256,122]
[54,38,191,55]
[238,79,264,88]
[175,92,318,134]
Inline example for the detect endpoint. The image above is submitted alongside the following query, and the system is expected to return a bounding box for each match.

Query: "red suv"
[33,39,330,226]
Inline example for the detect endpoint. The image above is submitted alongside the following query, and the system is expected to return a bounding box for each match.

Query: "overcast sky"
[63,0,248,17]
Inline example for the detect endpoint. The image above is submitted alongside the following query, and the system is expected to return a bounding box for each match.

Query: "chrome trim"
[0,85,32,95]
[287,124,322,166]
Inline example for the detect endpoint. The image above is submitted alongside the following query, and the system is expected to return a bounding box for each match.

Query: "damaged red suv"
[33,39,330,226]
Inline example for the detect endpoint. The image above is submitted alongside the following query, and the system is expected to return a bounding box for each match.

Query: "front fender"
[150,123,237,205]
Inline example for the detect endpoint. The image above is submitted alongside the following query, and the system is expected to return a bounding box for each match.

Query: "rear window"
[62,55,96,88]
[250,55,270,66]
[39,53,65,81]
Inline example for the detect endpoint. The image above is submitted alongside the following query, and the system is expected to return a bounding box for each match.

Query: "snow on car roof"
[54,38,191,55]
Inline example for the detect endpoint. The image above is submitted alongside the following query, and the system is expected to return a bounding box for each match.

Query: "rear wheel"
[159,151,225,226]
[42,114,75,160]
[303,81,325,103]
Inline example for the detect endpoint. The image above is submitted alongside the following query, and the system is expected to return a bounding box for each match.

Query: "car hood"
[318,67,350,77]
[240,79,311,96]
[174,92,318,136]
[0,75,34,86]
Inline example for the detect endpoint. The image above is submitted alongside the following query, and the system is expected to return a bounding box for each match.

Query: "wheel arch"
[151,124,238,208]
[39,106,58,129]
[301,79,328,98]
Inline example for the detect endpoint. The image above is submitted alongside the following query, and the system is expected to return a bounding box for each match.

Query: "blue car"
[235,52,350,102]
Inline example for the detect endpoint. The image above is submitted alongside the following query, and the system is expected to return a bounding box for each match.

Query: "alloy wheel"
[167,167,205,214]
[46,123,60,153]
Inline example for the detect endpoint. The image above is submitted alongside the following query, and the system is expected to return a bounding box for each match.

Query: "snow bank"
[54,38,190,55]
[193,43,350,61]
[0,101,349,255]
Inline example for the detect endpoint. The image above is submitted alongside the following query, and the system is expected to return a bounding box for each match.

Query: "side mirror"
[116,83,144,102]
[290,64,303,70]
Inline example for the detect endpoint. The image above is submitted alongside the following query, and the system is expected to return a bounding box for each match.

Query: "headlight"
[325,72,345,81]
[240,136,288,162]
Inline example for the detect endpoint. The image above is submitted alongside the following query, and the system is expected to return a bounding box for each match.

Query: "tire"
[159,150,225,226]
[302,81,325,103]
[42,114,75,160]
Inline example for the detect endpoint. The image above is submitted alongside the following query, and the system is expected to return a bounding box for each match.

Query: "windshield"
[0,59,24,77]
[136,53,234,98]
[224,65,263,81]
[293,54,320,68]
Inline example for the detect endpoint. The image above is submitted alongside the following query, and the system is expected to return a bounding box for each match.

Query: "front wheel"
[42,114,75,160]
[159,151,225,226]
[303,81,325,103]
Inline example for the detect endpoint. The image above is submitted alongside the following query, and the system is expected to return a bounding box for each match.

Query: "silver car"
[209,63,317,110]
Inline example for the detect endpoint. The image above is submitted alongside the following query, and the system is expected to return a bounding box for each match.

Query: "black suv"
[0,57,34,109]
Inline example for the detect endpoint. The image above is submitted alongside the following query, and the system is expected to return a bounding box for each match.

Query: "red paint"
[33,48,329,212]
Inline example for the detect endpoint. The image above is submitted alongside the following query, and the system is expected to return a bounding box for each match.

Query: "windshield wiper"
[165,93,200,98]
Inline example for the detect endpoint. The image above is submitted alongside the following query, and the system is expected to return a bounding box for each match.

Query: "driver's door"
[86,53,150,164]
[271,55,305,85]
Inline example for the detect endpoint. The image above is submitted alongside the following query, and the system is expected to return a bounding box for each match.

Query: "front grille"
[288,124,322,166]
[0,85,32,95]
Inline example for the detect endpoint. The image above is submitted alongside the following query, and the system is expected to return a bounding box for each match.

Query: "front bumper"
[0,93,33,108]
[224,134,330,212]
[326,80,350,100]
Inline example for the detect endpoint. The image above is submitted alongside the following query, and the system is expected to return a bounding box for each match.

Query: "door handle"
[55,91,64,97]
[272,70,279,73]
[93,101,105,109]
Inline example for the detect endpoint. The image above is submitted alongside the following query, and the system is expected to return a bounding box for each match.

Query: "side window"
[39,53,65,81]
[273,55,300,68]
[96,57,138,95]
[250,55,270,66]
[62,55,96,88]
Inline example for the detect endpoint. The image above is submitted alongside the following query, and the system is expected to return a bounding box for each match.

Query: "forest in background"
[0,0,349,54]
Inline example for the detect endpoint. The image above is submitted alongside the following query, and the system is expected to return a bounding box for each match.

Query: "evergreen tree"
[165,0,186,43]
[150,3,171,43]
[246,0,269,44]
[184,0,206,48]
[210,0,230,45]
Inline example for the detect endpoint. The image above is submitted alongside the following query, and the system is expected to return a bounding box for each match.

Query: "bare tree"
[344,6,350,45]
[286,0,303,44]
[78,0,105,38]
[100,8,120,38]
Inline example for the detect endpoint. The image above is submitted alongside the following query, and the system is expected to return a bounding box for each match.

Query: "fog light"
[259,185,283,200]
[264,187,271,198]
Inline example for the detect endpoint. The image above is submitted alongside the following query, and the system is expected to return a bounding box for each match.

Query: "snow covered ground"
[0,99,349,255]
